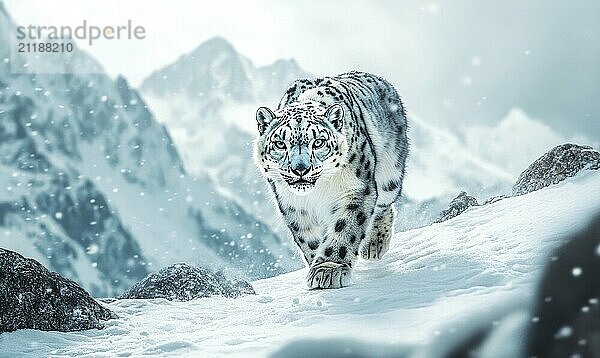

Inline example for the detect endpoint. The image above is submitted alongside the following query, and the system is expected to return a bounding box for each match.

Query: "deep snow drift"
[1,172,598,357]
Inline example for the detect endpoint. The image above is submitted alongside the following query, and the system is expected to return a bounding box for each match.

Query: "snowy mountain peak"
[264,58,302,75]
[141,36,311,104]
[189,36,238,58]
[141,37,254,101]
[461,108,598,177]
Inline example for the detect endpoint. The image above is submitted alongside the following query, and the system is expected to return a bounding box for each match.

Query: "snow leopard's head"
[254,101,347,195]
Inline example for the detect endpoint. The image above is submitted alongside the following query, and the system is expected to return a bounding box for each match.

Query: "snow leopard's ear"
[325,103,344,132]
[256,107,275,136]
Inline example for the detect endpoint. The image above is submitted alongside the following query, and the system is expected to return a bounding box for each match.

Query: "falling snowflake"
[555,326,573,339]
[470,56,482,66]
[86,244,99,255]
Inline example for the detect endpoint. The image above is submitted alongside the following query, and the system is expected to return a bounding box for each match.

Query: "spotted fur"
[254,71,408,289]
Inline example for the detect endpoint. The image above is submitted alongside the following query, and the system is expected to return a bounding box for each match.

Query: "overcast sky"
[4,0,599,139]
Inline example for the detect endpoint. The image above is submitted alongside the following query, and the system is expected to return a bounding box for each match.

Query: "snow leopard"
[254,71,408,289]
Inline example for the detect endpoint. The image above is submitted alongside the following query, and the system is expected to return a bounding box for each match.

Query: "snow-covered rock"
[119,263,255,301]
[461,109,596,178]
[482,194,510,205]
[0,248,115,333]
[513,143,600,196]
[435,143,599,223]
[1,171,597,357]
[434,191,479,223]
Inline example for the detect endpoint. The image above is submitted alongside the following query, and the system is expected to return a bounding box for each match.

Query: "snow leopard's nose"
[291,163,309,177]
[290,145,311,177]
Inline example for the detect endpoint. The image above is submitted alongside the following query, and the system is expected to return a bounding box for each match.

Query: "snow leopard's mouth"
[288,179,316,191]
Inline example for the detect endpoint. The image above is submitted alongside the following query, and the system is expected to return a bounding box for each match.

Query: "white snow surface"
[1,172,599,357]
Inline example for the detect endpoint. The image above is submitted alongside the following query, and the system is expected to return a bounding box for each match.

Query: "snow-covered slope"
[2,172,598,357]
[0,3,297,296]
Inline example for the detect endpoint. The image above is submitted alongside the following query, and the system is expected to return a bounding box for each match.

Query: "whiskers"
[281,170,322,186]
[279,172,296,182]
[262,166,281,178]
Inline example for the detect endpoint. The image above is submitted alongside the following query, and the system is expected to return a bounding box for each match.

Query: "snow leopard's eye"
[312,139,325,149]
[273,141,286,150]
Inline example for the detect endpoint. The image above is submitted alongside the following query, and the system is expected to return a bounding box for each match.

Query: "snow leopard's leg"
[306,184,377,289]
[268,179,324,265]
[284,209,324,266]
[361,205,394,260]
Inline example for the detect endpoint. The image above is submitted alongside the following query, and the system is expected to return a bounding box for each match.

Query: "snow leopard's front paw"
[361,236,390,261]
[306,261,352,289]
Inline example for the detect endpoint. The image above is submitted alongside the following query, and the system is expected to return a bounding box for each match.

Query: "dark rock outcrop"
[526,213,600,357]
[482,194,510,205]
[0,248,116,333]
[513,144,600,196]
[119,263,255,301]
[435,191,479,223]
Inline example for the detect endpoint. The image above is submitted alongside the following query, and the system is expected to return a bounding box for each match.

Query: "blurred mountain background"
[4,0,598,140]
[0,3,298,297]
